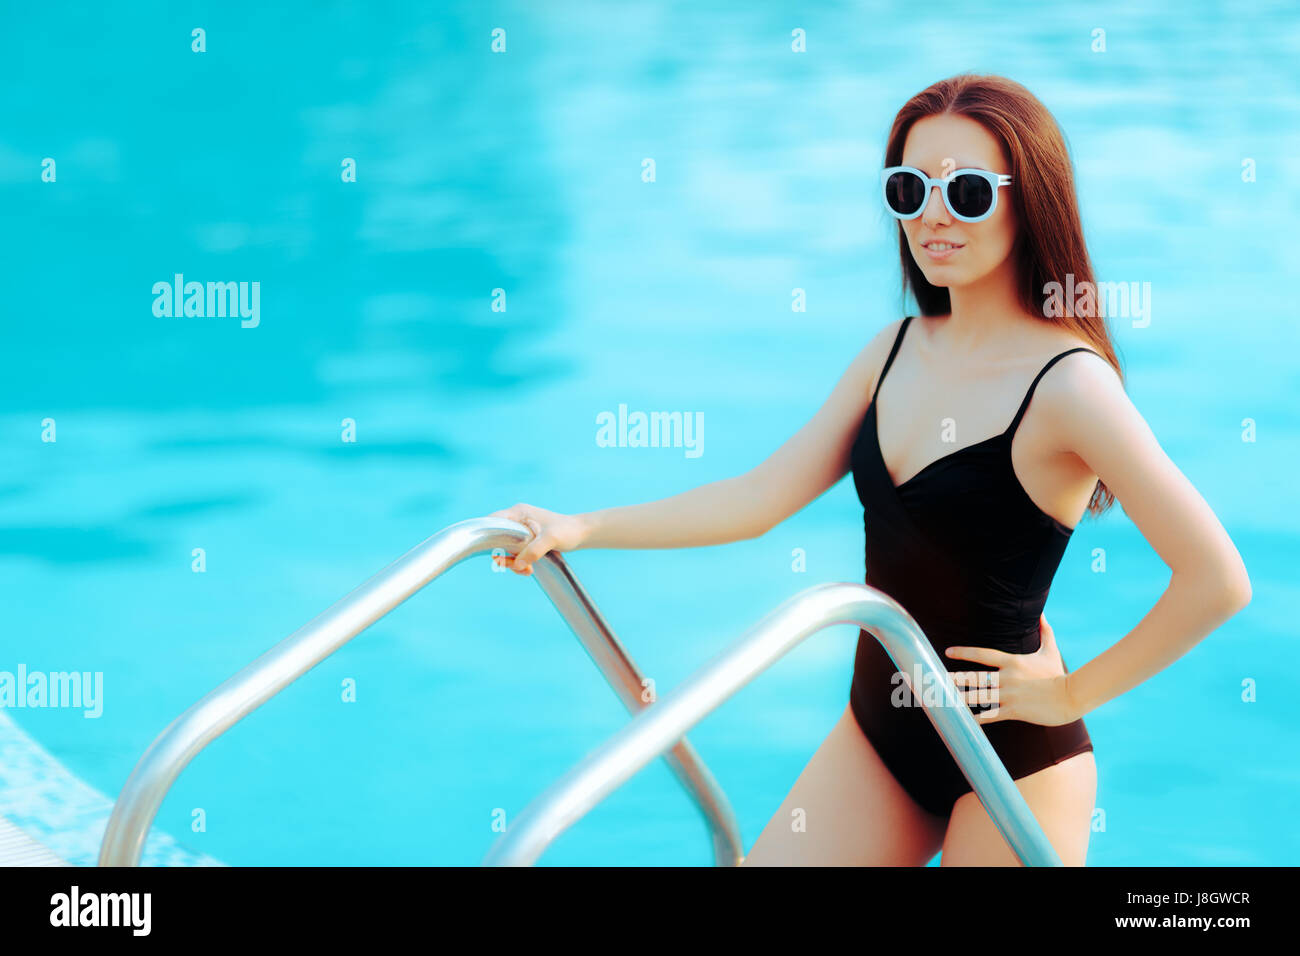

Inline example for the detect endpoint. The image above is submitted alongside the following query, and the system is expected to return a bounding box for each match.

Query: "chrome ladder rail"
[98,517,743,866]
[484,581,1064,867]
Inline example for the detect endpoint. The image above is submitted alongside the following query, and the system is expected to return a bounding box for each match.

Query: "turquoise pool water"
[1,2,1296,865]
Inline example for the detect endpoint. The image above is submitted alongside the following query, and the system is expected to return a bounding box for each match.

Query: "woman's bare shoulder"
[854,316,910,397]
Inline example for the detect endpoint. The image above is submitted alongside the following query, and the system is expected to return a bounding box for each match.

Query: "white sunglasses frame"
[880,165,1013,223]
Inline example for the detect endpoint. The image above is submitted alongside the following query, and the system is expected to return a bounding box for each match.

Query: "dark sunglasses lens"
[948,174,993,218]
[884,171,925,215]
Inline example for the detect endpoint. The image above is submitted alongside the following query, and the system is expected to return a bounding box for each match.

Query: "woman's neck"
[940,265,1038,356]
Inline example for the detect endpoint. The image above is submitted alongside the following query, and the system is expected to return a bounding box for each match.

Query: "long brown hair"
[885,73,1123,518]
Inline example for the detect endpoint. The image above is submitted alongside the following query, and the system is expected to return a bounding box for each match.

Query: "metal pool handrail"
[98,517,744,867]
[483,581,1065,867]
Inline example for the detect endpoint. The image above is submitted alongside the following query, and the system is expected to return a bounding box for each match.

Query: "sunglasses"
[880,165,1013,223]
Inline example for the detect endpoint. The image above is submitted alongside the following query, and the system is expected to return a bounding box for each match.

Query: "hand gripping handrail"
[98,517,743,866]
[483,581,1064,866]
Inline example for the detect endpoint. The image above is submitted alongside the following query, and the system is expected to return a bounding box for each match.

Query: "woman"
[489,74,1252,866]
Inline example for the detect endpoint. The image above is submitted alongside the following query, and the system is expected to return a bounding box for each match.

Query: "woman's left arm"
[1045,351,1252,719]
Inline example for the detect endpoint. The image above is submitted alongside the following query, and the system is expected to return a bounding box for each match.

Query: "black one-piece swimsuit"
[848,314,1096,818]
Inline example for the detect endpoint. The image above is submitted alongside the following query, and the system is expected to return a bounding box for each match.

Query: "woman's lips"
[921,242,963,261]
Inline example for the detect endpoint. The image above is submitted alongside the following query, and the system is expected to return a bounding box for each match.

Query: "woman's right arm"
[491,319,902,574]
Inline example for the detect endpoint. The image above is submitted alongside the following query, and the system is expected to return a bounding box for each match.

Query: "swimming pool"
[1,1,1296,865]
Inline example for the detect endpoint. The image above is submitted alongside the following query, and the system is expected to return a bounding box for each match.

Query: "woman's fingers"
[487,504,534,573]
[486,505,578,576]
[951,670,1001,703]
[944,645,1011,668]
[511,517,548,573]
[487,512,547,575]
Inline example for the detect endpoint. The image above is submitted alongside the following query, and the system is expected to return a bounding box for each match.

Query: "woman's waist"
[854,618,1042,669]
[866,574,1042,641]
[860,600,1043,652]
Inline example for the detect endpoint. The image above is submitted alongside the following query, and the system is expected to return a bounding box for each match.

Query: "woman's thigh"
[742,703,949,866]
[939,751,1097,867]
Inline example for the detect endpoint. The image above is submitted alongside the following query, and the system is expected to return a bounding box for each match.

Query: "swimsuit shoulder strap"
[1006,345,1104,436]
[872,315,915,403]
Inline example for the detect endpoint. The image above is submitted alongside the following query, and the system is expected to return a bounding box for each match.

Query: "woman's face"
[897,113,1017,291]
